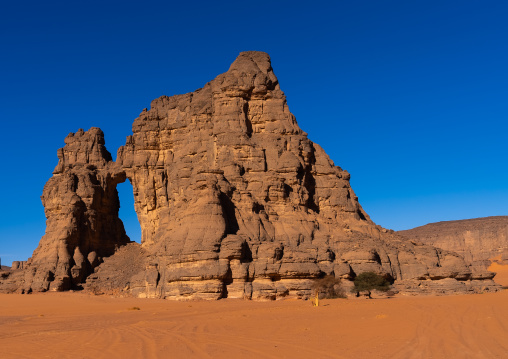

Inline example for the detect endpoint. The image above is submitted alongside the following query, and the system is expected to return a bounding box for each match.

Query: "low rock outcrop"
[11,261,26,270]
[1,52,500,298]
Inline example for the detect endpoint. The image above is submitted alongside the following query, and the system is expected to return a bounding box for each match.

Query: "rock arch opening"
[117,179,142,244]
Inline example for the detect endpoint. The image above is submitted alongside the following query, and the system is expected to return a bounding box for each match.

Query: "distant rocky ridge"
[0,52,500,299]
[398,216,508,266]
[10,261,27,270]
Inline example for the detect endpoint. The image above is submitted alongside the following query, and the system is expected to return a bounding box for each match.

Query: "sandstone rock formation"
[0,51,500,298]
[399,216,508,266]
[10,261,26,270]
[19,128,130,292]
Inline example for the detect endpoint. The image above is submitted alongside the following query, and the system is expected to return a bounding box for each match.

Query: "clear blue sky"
[1,1,507,265]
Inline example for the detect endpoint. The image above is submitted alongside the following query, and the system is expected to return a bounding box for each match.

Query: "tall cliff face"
[1,52,500,297]
[117,52,371,247]
[115,51,379,299]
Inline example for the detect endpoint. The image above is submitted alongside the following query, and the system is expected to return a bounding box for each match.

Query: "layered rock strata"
[399,216,508,266]
[1,52,500,298]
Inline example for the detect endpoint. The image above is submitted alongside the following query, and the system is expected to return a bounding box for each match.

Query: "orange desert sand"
[1,265,507,359]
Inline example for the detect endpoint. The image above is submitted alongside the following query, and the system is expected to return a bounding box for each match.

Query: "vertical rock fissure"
[219,192,240,235]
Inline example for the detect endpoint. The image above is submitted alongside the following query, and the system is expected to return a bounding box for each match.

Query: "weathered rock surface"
[85,242,148,295]
[16,128,130,293]
[1,51,500,298]
[399,216,508,266]
[10,261,26,270]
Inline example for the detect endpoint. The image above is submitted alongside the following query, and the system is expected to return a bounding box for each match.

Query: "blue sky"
[1,1,507,265]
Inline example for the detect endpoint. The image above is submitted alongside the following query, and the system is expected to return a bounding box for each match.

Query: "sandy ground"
[1,281,507,359]
[489,261,508,287]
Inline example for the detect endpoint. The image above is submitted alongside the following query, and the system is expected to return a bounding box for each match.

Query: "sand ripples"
[1,291,507,358]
